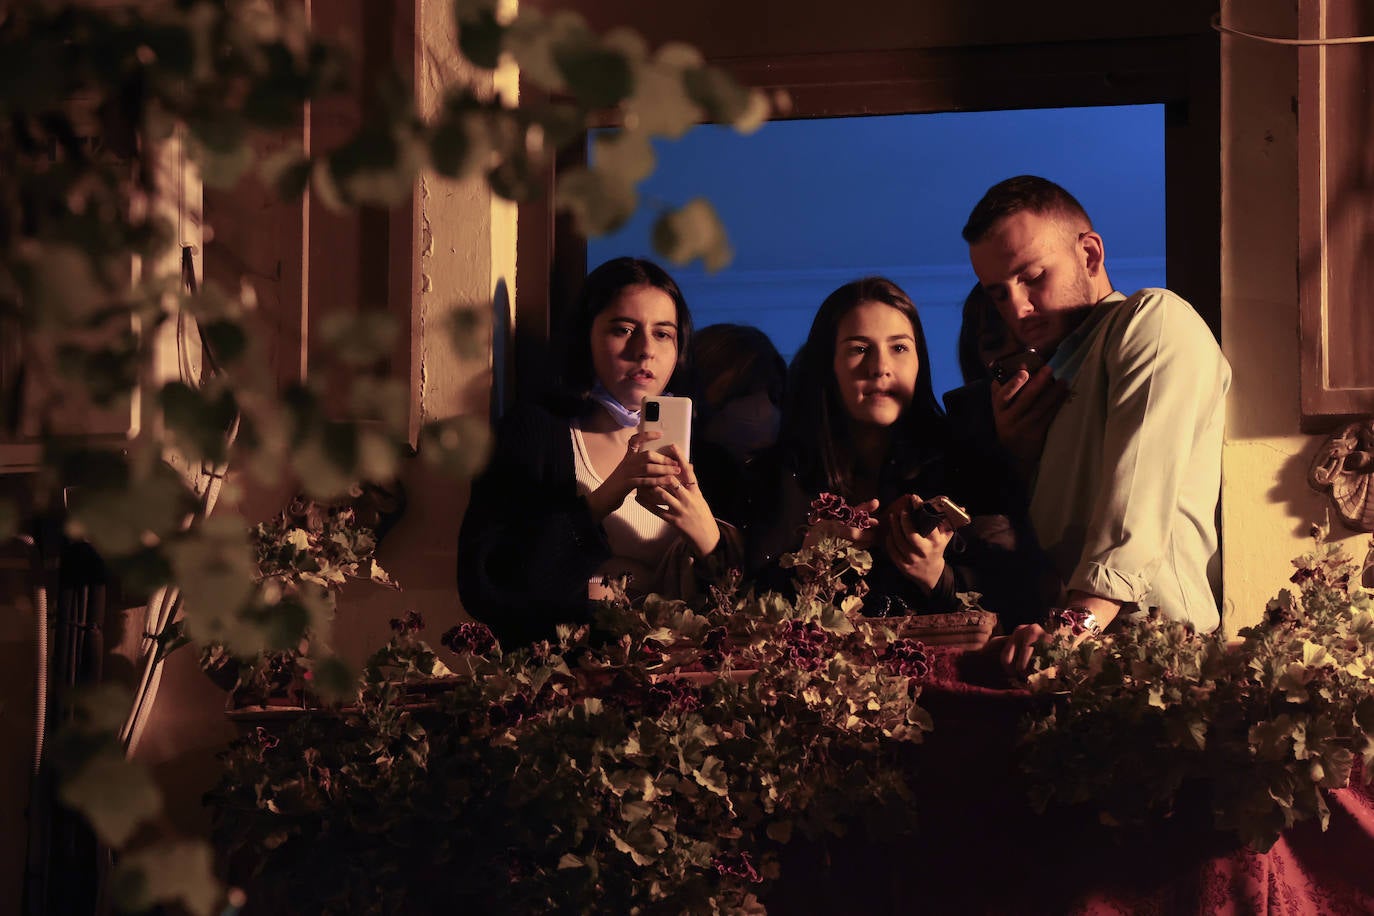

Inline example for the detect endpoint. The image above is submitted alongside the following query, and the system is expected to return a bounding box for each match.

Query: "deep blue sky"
[589,105,1165,396]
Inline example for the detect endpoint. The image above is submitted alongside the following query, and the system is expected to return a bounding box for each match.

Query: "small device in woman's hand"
[639,396,692,458]
[910,495,973,536]
[988,349,1045,385]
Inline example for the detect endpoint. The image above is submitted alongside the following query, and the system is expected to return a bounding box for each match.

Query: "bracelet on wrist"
[1049,605,1102,637]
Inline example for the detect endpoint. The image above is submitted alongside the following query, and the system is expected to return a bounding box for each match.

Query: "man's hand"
[993,592,1122,678]
[993,623,1048,676]
[991,365,1068,479]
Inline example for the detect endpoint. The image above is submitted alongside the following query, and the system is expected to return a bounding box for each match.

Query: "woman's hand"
[802,498,880,550]
[587,431,683,521]
[635,444,721,557]
[884,494,954,591]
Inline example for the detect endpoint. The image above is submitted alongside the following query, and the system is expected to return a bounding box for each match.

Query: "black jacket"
[457,403,612,647]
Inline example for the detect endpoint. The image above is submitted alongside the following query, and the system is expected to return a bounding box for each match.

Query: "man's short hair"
[961,175,1093,244]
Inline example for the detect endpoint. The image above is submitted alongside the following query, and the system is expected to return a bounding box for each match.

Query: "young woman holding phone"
[457,257,736,647]
[744,277,1029,622]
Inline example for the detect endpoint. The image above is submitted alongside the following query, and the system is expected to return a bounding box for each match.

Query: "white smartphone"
[639,395,692,459]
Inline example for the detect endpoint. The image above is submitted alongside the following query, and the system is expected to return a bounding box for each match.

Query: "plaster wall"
[1218,0,1368,632]
[321,0,520,663]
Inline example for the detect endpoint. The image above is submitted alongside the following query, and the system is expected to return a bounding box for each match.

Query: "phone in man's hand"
[988,349,1046,386]
[639,396,692,459]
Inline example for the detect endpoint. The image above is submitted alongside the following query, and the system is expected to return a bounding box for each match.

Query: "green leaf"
[319,310,400,368]
[187,128,257,189]
[65,458,197,558]
[59,751,162,847]
[111,839,221,916]
[168,515,262,657]
[159,382,238,465]
[503,9,570,91]
[1356,696,1374,735]
[621,46,703,138]
[454,0,500,22]
[458,8,505,69]
[355,425,403,483]
[71,683,137,734]
[199,319,250,367]
[349,377,410,432]
[446,302,493,360]
[419,415,493,480]
[57,334,138,406]
[19,244,104,327]
[554,43,633,110]
[556,166,638,237]
[312,654,355,701]
[683,65,769,133]
[321,128,423,207]
[651,198,734,272]
[590,130,655,184]
[429,111,477,179]
[260,148,313,201]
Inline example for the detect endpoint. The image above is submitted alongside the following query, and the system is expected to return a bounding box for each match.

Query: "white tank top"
[570,424,678,593]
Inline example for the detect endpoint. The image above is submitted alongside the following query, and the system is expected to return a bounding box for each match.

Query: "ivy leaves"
[50,685,220,916]
[2,2,779,913]
[209,546,932,913]
[1021,537,1374,852]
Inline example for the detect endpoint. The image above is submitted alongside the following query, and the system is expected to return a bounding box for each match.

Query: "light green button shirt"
[1031,288,1230,632]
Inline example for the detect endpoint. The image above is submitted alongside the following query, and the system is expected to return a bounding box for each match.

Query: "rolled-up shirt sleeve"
[1064,293,1227,611]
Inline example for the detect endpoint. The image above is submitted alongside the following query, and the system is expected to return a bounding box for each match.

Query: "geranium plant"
[1019,527,1374,851]
[209,511,935,914]
[197,494,402,707]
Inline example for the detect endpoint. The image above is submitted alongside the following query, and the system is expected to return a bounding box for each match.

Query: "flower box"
[891,609,997,650]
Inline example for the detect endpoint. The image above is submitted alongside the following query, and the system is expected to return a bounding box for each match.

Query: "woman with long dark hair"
[746,277,974,616]
[458,257,736,646]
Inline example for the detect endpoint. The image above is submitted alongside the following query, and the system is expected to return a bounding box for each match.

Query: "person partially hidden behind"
[962,175,1231,672]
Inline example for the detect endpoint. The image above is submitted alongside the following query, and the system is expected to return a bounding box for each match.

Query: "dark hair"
[961,175,1093,245]
[554,257,693,407]
[689,323,786,416]
[956,283,1007,384]
[779,277,946,496]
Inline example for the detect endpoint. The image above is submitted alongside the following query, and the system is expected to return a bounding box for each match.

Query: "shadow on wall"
[1268,441,1352,540]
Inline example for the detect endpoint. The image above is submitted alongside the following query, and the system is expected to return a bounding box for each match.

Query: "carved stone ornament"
[1308,418,1374,532]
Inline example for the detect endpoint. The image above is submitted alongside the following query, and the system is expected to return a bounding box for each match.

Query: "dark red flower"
[776,619,830,671]
[441,621,498,656]
[702,627,728,652]
[645,680,703,716]
[807,492,877,530]
[884,638,931,681]
[389,610,424,634]
[712,851,763,883]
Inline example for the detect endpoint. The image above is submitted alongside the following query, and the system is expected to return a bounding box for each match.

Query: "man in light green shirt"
[963,176,1230,672]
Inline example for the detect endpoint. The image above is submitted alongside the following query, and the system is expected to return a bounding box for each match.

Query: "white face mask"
[702,390,781,462]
